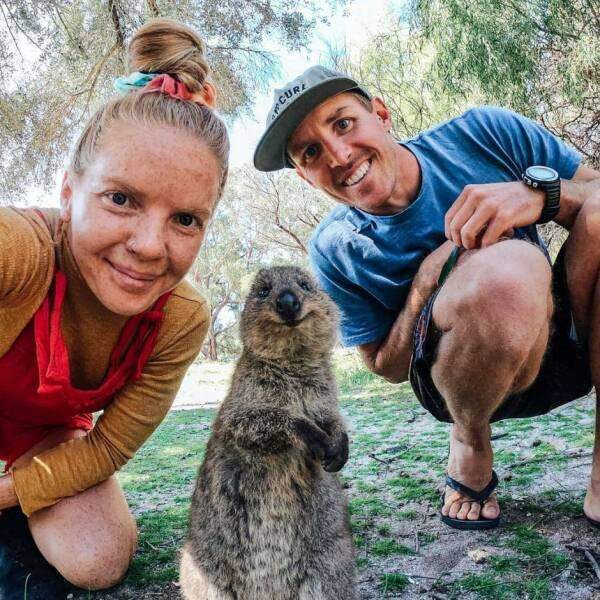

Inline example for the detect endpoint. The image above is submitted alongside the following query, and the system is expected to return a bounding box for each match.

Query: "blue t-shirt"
[309,106,581,347]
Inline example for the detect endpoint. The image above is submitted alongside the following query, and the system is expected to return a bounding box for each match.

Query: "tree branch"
[108,0,125,52]
[146,0,160,17]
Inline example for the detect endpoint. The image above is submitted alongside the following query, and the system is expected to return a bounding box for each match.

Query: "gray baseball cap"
[253,65,371,172]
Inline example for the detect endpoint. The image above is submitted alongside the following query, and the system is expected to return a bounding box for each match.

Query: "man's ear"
[372,97,393,132]
[59,171,74,223]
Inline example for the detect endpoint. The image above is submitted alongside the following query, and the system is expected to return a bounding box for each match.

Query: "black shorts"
[409,244,593,423]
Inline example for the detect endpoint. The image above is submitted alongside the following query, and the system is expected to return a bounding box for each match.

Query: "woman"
[0,18,228,590]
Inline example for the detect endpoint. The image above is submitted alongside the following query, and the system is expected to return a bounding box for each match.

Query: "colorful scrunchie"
[114,71,159,93]
[114,72,208,106]
[143,73,195,101]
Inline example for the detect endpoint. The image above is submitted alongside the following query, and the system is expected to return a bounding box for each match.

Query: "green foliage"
[0,0,342,198]
[411,0,599,166]
[370,538,415,556]
[339,1,598,168]
[189,167,330,360]
[379,572,410,592]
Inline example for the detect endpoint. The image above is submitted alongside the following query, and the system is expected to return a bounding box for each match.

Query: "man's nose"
[323,138,352,168]
[126,216,168,260]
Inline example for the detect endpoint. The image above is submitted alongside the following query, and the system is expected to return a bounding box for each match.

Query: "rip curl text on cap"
[253,65,371,172]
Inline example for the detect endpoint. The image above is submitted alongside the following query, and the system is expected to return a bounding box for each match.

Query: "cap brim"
[253,77,369,172]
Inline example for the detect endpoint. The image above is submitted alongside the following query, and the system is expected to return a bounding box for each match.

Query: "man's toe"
[448,499,464,519]
[457,501,473,520]
[467,503,481,520]
[481,496,500,519]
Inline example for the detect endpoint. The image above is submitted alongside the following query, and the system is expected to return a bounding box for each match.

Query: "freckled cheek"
[168,235,204,278]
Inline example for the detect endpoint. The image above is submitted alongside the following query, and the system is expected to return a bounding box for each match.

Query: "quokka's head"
[240,266,339,361]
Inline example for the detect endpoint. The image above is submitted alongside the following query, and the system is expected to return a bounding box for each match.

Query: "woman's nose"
[126,217,168,260]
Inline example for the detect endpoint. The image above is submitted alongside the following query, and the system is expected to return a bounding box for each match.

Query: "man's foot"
[583,481,600,525]
[441,425,500,523]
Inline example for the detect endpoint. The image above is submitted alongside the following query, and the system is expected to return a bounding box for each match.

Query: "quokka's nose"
[276,290,301,321]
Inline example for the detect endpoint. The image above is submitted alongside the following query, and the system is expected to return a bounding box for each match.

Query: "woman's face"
[60,121,221,316]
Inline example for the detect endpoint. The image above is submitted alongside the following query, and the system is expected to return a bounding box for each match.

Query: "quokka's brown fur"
[180,266,357,600]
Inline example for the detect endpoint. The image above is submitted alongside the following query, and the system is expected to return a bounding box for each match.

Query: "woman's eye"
[176,213,198,228]
[299,281,312,292]
[258,286,271,298]
[110,192,129,206]
[337,118,351,131]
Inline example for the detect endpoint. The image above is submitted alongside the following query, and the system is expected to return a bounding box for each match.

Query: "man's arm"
[445,166,600,249]
[555,165,600,229]
[359,241,455,383]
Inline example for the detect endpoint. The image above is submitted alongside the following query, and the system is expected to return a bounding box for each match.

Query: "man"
[253,66,600,529]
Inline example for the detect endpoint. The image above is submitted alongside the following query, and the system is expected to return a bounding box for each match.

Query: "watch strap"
[536,178,561,224]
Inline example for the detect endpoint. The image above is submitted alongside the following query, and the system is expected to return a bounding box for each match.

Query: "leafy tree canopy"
[410,0,599,166]
[0,0,342,198]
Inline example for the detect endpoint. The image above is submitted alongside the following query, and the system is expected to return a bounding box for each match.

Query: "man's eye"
[258,286,271,298]
[337,118,351,131]
[304,146,318,161]
[176,213,198,228]
[110,192,129,206]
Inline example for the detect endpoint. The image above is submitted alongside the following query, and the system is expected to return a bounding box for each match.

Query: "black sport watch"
[522,166,561,224]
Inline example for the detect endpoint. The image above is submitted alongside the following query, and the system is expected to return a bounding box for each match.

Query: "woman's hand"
[0,473,19,511]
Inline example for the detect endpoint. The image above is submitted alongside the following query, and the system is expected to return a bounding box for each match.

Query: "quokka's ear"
[241,271,259,297]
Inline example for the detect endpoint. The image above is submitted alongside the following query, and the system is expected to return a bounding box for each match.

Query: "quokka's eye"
[299,281,312,292]
[258,286,271,298]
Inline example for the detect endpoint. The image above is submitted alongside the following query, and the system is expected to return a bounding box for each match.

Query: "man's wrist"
[522,166,561,223]
[523,182,546,221]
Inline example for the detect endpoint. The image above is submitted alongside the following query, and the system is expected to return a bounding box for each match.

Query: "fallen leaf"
[468,549,490,564]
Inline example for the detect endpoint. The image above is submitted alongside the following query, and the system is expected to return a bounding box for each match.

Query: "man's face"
[287,93,401,215]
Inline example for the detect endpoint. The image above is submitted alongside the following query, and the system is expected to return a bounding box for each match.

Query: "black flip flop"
[584,513,600,529]
[440,470,500,530]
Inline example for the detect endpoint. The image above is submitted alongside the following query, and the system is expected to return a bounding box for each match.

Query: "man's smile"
[342,158,372,187]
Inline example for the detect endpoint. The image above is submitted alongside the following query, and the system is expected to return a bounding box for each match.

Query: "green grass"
[379,572,410,593]
[73,355,592,598]
[370,538,415,557]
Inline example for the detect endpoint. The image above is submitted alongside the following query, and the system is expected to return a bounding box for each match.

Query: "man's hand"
[414,240,457,297]
[445,182,544,249]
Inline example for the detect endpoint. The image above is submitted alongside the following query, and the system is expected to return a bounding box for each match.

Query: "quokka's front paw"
[294,420,349,472]
[322,431,349,473]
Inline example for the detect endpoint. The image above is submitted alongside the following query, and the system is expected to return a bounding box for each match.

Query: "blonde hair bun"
[127,18,210,94]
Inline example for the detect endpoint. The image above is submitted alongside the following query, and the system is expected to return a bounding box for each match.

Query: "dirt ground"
[12,356,600,599]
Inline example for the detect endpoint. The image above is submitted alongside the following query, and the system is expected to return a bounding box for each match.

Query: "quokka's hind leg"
[179,543,234,600]
[299,568,358,600]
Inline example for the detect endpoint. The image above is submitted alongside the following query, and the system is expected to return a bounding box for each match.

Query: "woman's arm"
[0,473,18,510]
[0,207,54,355]
[11,296,209,516]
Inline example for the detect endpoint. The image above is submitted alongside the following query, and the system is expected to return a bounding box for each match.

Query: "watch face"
[527,166,558,181]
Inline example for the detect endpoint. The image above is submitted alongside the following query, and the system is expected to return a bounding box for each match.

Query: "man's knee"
[568,193,600,261]
[576,192,600,234]
[57,526,137,590]
[433,240,552,359]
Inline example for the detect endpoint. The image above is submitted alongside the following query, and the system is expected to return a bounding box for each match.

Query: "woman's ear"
[195,81,217,109]
[59,171,74,223]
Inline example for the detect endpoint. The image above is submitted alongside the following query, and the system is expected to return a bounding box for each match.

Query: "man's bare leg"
[11,428,137,590]
[563,194,600,520]
[430,239,553,522]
